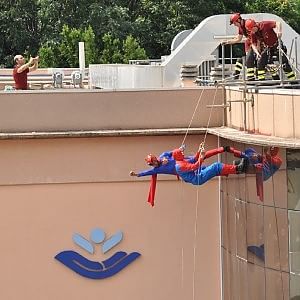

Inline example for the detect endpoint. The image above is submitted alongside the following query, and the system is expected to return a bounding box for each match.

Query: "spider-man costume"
[137,147,229,206]
[173,147,244,186]
[136,150,195,207]
[228,146,282,200]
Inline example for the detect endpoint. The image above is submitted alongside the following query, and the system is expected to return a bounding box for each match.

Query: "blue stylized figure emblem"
[55,228,141,279]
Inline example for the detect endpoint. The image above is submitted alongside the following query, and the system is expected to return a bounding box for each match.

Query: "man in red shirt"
[245,19,296,81]
[223,13,256,80]
[13,54,39,90]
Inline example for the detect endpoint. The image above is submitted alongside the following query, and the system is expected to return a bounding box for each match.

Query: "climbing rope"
[181,89,205,147]
[179,84,221,300]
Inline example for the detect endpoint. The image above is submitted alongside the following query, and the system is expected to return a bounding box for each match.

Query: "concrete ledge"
[208,126,300,148]
[0,127,207,139]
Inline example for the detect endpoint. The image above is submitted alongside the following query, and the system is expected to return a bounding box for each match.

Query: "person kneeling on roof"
[245,19,296,81]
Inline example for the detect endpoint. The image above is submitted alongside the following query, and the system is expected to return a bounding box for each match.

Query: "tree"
[245,0,300,33]
[38,42,59,67]
[0,0,40,66]
[122,35,147,63]
[58,25,98,67]
[100,33,123,63]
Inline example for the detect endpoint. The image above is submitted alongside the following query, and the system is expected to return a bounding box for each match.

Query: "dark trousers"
[234,49,256,80]
[257,43,295,80]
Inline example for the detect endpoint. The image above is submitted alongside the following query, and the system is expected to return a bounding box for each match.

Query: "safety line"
[192,189,200,300]
[181,89,205,147]
[201,86,219,149]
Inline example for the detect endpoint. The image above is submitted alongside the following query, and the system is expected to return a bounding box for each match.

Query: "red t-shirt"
[13,66,29,90]
[251,21,278,47]
[237,20,251,52]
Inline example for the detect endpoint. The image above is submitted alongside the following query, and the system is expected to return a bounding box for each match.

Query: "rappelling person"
[223,13,256,80]
[245,19,296,81]
[226,146,282,200]
[130,145,235,205]
[172,147,248,186]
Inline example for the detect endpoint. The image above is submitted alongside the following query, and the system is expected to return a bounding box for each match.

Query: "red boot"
[220,158,248,176]
[220,164,237,176]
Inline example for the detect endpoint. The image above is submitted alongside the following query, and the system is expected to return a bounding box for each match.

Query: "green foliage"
[122,35,147,63]
[1,0,300,67]
[38,42,59,67]
[245,0,300,33]
[0,0,40,67]
[83,26,98,65]
[60,25,99,67]
[100,33,123,64]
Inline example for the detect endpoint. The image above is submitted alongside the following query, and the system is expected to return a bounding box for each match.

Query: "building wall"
[220,140,300,300]
[0,134,222,300]
[226,88,300,138]
[0,87,223,132]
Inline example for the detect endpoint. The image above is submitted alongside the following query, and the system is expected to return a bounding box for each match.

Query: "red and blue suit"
[136,150,197,206]
[173,147,238,186]
[136,151,177,177]
[229,147,282,181]
[229,147,282,201]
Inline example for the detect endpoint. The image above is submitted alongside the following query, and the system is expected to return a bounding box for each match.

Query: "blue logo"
[55,228,141,279]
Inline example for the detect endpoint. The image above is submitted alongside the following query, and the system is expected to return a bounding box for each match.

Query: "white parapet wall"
[89,64,163,89]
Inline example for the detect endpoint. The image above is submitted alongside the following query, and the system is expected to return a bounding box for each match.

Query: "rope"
[192,189,200,300]
[181,89,205,147]
[179,85,220,300]
[201,86,219,150]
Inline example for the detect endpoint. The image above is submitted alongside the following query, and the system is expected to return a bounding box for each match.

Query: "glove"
[179,144,186,151]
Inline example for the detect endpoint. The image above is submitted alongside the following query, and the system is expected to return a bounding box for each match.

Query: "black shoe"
[233,160,240,166]
[236,158,249,174]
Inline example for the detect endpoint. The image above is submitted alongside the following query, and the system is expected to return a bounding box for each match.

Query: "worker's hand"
[129,171,138,176]
[255,52,261,59]
[221,40,228,45]
[179,144,186,151]
[28,57,35,65]
[161,157,169,165]
[33,56,39,62]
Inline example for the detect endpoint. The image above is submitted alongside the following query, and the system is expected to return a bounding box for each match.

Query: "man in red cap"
[223,13,256,80]
[245,19,296,81]
[13,54,39,90]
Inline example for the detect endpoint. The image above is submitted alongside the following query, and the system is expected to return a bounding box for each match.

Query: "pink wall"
[0,88,223,132]
[226,88,300,138]
[0,134,222,300]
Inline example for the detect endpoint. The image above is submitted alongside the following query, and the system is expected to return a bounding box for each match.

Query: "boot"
[233,160,240,166]
[236,158,249,174]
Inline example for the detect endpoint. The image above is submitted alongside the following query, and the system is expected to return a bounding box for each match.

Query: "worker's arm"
[17,57,34,73]
[223,34,243,45]
[29,56,39,72]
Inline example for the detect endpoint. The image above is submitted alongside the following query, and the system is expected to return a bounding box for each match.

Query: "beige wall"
[0,87,223,132]
[0,134,222,300]
[226,88,300,139]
